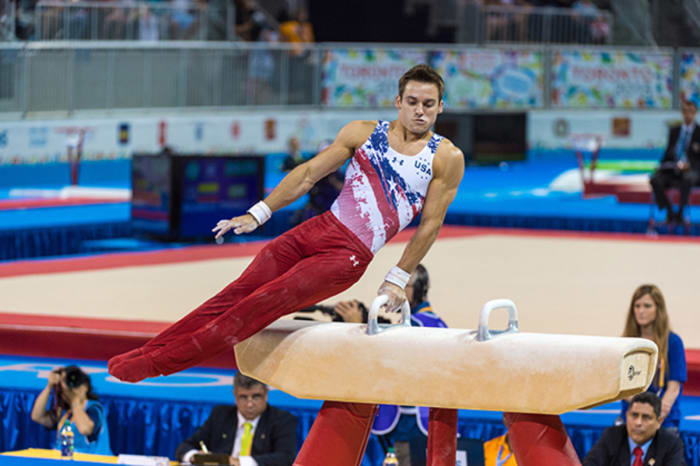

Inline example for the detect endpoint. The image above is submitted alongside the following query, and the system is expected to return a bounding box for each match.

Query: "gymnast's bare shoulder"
[332,120,377,154]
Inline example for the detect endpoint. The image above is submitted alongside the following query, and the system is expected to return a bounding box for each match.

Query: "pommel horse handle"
[477,298,519,341]
[366,295,412,335]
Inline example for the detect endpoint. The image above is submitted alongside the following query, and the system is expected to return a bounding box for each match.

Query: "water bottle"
[60,419,75,459]
[382,447,399,466]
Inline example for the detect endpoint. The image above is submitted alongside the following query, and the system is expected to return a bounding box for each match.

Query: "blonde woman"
[620,284,687,430]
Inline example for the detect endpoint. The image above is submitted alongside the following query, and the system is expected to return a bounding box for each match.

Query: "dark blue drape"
[5,389,699,465]
[0,222,132,261]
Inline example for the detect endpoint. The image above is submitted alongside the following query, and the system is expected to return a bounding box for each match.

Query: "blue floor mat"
[1,159,697,261]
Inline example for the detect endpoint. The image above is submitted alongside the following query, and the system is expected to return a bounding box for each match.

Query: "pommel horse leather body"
[235,299,658,415]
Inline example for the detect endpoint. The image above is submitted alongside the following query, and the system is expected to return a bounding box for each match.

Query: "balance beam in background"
[236,299,658,415]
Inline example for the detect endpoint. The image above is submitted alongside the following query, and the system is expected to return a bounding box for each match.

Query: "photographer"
[30,365,112,455]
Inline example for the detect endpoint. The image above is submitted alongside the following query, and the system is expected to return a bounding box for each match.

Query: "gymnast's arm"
[379,139,465,309]
[213,120,374,238]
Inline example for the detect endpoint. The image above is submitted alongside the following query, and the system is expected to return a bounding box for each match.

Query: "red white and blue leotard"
[331,120,443,254]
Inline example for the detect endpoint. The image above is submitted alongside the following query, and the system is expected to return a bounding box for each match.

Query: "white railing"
[0,0,16,41]
[34,1,236,41]
[0,41,319,114]
[481,5,613,45]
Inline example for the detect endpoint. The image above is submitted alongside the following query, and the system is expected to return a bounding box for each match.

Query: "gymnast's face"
[626,402,660,445]
[395,81,443,135]
[633,294,657,329]
[234,383,268,420]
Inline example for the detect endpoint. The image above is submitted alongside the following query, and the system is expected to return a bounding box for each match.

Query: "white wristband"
[384,266,411,289]
[247,201,272,225]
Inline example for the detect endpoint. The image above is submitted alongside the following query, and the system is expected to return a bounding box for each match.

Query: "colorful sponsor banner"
[679,52,700,103]
[430,49,544,109]
[321,48,427,107]
[551,50,673,109]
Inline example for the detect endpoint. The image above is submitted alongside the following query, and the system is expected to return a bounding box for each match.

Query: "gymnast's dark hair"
[409,264,430,309]
[398,64,444,102]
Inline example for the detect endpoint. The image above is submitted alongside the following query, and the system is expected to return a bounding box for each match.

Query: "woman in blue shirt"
[30,365,112,455]
[620,284,687,429]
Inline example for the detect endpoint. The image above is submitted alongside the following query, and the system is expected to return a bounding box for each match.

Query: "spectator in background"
[104,0,134,40]
[572,0,599,15]
[0,0,14,40]
[175,372,297,466]
[404,264,446,328]
[650,98,700,224]
[281,136,304,172]
[125,2,159,41]
[618,284,687,431]
[277,4,315,103]
[248,25,279,104]
[571,0,610,44]
[333,299,366,323]
[15,0,36,40]
[278,6,314,56]
[234,0,267,41]
[292,299,370,323]
[30,366,112,455]
[484,0,533,42]
[483,418,517,466]
[205,0,234,40]
[169,0,197,40]
[584,392,686,466]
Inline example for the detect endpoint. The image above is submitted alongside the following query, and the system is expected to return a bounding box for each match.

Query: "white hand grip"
[366,295,412,335]
[477,299,519,342]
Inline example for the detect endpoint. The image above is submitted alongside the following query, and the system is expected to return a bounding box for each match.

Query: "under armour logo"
[349,255,359,267]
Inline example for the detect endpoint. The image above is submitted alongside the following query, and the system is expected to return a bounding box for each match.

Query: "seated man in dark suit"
[650,98,700,223]
[583,392,685,466]
[175,372,297,466]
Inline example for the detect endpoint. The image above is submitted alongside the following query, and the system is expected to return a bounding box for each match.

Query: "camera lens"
[63,366,85,389]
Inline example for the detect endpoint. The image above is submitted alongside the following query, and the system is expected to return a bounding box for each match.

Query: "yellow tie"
[240,422,253,456]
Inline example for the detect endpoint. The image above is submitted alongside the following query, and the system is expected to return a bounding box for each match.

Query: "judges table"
[1,449,177,465]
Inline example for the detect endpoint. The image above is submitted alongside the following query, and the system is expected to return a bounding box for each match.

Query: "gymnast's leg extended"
[109,212,372,382]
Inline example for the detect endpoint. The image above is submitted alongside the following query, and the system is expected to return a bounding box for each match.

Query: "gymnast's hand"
[213,214,259,239]
[377,281,407,314]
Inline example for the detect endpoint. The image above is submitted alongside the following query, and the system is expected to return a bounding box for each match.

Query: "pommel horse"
[235,298,658,466]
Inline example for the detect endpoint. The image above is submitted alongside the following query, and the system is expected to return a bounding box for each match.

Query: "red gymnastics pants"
[108,211,374,382]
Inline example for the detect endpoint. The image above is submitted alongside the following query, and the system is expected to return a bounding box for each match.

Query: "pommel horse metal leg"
[294,401,377,466]
[505,413,581,466]
[427,408,458,465]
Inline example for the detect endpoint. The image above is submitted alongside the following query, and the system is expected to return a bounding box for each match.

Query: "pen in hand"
[199,441,209,453]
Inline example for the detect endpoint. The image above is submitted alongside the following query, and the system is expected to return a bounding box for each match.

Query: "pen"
[199,441,209,453]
